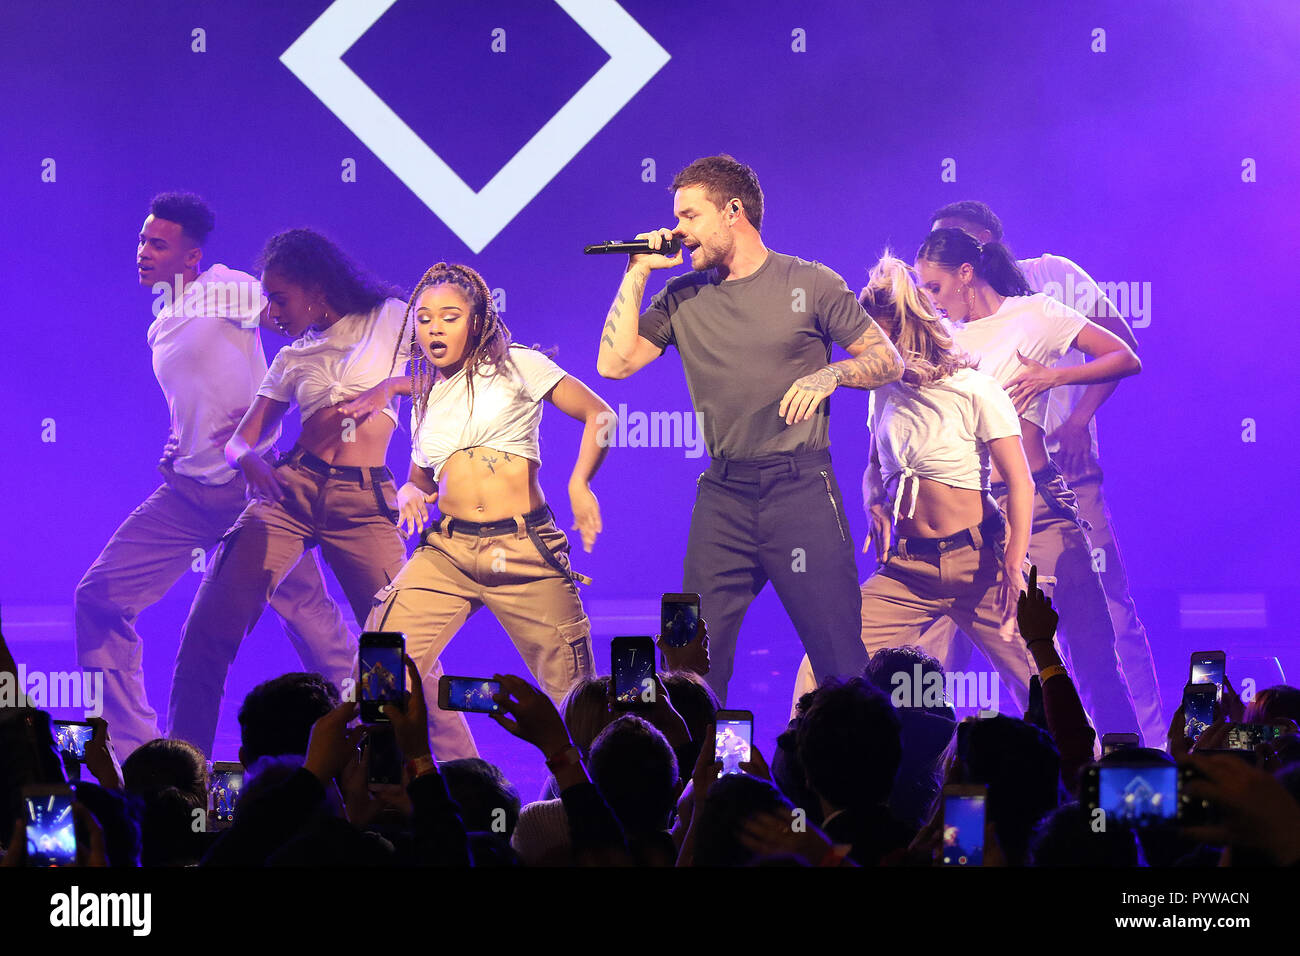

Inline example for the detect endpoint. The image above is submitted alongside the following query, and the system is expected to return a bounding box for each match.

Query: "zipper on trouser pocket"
[820,470,847,542]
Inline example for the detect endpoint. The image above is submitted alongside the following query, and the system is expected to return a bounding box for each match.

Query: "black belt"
[437,504,553,538]
[892,513,1005,557]
[708,448,832,481]
[284,449,393,485]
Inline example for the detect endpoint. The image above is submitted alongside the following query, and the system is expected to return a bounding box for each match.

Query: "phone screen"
[942,794,986,866]
[612,638,655,707]
[1189,654,1225,702]
[53,722,95,762]
[445,678,501,714]
[661,596,700,648]
[1226,723,1286,750]
[209,766,244,827]
[1101,733,1141,756]
[1183,686,1216,741]
[714,716,752,777]
[25,791,76,866]
[359,635,406,721]
[1098,764,1177,827]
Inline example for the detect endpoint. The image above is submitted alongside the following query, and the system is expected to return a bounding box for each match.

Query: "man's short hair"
[148,191,215,246]
[440,758,521,838]
[797,678,902,810]
[670,155,764,232]
[589,715,678,835]
[237,672,339,764]
[929,200,1003,241]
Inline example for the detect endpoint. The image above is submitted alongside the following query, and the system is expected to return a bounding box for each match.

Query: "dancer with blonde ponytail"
[359,263,610,760]
[791,255,1037,713]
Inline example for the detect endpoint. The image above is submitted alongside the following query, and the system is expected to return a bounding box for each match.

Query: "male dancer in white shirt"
[918,201,1161,745]
[74,192,355,758]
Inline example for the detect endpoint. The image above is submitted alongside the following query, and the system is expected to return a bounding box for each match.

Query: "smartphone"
[941,784,987,865]
[1101,732,1141,756]
[209,761,244,829]
[1182,683,1217,742]
[660,593,700,649]
[53,720,95,763]
[714,710,753,778]
[611,636,656,709]
[1225,723,1292,751]
[365,725,403,786]
[359,631,406,723]
[1188,650,1226,703]
[1086,762,1178,828]
[23,786,76,867]
[437,676,501,714]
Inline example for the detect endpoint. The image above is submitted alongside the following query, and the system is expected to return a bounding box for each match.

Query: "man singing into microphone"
[596,155,904,703]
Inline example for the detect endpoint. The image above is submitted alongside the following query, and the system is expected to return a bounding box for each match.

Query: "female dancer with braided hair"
[357,262,611,761]
[167,228,429,756]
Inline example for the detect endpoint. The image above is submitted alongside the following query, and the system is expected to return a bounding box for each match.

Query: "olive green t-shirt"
[638,250,873,461]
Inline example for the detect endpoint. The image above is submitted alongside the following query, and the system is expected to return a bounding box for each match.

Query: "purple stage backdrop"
[2,0,1297,797]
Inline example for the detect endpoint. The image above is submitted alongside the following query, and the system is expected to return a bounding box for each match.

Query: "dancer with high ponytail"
[361,262,609,760]
[167,229,415,756]
[912,228,1143,739]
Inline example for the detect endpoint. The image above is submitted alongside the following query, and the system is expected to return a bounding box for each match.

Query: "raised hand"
[627,228,683,273]
[490,674,572,759]
[658,618,710,676]
[1016,565,1059,645]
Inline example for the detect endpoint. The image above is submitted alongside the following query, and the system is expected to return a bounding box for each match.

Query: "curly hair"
[256,228,403,317]
[149,191,215,246]
[390,262,519,429]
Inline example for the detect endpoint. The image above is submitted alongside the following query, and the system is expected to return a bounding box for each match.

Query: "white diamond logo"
[281,0,669,253]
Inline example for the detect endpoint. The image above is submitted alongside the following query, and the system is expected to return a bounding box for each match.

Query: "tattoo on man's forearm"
[833,329,903,388]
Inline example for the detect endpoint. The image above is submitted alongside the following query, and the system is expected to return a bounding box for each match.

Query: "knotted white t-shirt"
[867,367,1022,519]
[412,345,568,482]
[257,298,410,426]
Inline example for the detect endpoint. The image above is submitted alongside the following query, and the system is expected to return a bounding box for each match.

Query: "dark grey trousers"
[683,449,867,705]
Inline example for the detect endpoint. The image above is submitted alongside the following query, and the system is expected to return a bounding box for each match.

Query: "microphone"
[584,237,682,257]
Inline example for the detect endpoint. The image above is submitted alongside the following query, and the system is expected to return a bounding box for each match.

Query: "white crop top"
[257,298,410,425]
[412,345,568,482]
[948,293,1088,431]
[867,367,1021,519]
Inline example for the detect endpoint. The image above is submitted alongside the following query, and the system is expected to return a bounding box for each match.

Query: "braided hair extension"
[388,263,520,433]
